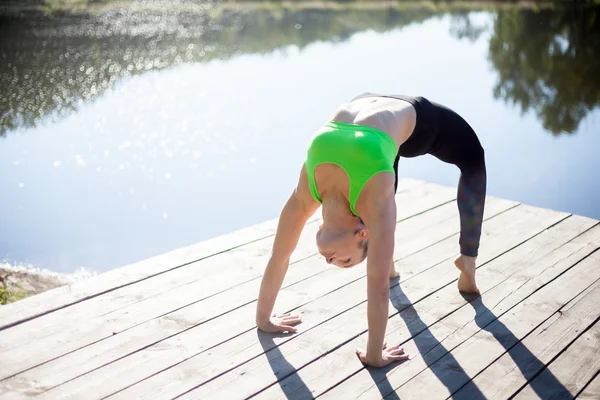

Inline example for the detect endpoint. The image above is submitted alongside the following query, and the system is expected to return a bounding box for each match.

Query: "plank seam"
[314,367,364,399]
[575,368,600,399]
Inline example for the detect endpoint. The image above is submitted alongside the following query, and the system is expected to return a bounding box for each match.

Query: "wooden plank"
[0,181,453,377]
[454,278,600,399]
[253,218,600,400]
[0,184,476,398]
[146,206,570,400]
[509,316,600,399]
[360,249,600,400]
[577,372,600,400]
[0,179,425,331]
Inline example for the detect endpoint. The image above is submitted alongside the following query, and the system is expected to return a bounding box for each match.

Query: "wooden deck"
[1,178,599,400]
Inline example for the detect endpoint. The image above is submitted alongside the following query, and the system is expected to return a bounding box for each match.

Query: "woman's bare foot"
[454,255,480,294]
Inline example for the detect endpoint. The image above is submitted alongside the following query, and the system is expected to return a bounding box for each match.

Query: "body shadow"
[381,285,488,400]
[256,329,314,400]
[455,296,571,399]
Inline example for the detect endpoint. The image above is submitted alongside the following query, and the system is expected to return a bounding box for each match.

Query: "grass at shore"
[0,272,28,305]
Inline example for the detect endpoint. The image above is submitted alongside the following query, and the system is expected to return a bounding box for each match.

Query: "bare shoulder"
[332,96,417,145]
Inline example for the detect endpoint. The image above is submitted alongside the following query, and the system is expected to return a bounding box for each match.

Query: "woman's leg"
[429,103,487,258]
[428,103,487,293]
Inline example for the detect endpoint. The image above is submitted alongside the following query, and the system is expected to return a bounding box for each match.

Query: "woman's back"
[329,94,418,148]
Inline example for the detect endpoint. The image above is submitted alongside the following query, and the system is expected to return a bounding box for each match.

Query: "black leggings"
[353,93,487,257]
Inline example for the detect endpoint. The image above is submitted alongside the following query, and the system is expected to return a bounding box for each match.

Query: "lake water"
[1,2,599,275]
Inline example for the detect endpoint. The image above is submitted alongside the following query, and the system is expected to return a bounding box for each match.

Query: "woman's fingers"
[276,324,297,333]
[389,347,405,356]
[274,313,299,320]
[262,313,301,334]
[389,353,410,361]
[281,315,301,324]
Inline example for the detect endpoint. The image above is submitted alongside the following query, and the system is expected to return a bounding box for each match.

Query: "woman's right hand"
[257,313,302,333]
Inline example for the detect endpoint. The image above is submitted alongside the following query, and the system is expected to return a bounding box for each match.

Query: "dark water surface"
[1,2,599,274]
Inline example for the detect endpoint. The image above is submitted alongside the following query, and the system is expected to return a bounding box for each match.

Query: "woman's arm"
[356,175,409,367]
[256,164,320,332]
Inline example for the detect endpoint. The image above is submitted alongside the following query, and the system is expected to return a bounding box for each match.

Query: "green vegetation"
[0,273,27,305]
[487,6,600,135]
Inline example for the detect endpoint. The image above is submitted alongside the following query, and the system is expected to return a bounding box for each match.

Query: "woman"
[255,93,487,368]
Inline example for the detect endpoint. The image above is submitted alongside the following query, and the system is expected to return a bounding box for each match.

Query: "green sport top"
[305,121,398,216]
